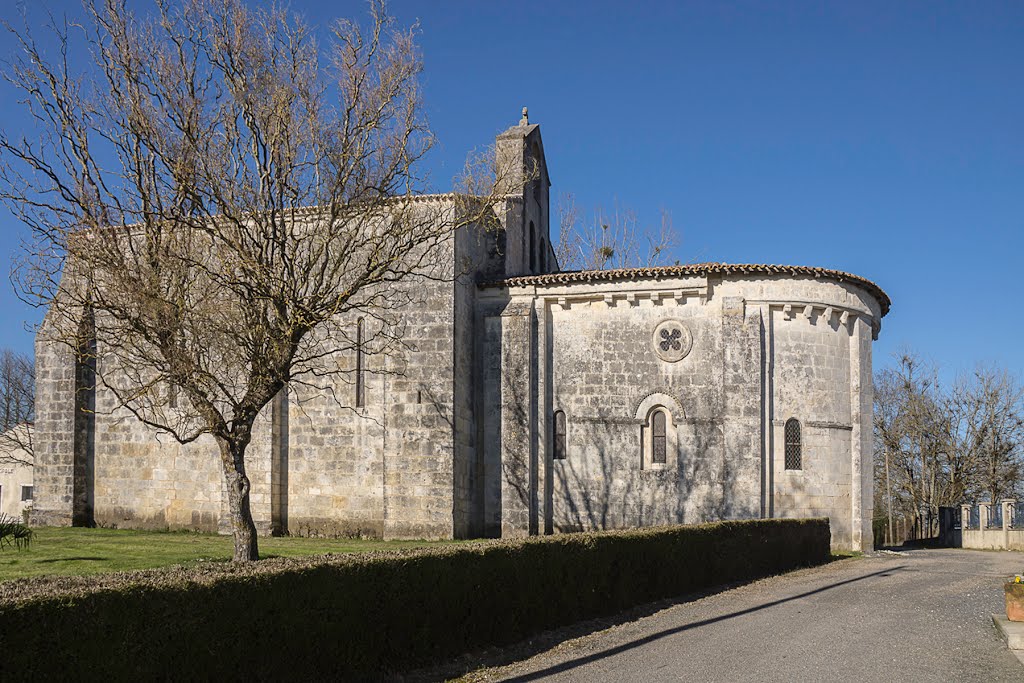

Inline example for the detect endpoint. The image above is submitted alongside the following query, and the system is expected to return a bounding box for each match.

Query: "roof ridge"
[93,192,523,234]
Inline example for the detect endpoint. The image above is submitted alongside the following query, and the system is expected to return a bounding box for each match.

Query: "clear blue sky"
[0,1,1020,382]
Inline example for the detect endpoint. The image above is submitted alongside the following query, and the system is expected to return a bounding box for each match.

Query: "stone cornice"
[481,262,890,318]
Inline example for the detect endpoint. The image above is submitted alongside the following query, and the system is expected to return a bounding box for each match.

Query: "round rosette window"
[653,319,692,363]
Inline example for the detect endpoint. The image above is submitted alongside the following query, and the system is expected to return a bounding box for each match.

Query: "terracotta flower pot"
[1005,582,1024,622]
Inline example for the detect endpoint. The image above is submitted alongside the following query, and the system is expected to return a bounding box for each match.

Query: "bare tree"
[951,366,1024,505]
[874,352,1024,543]
[554,193,678,271]
[873,365,902,544]
[873,352,945,540]
[0,0,518,561]
[0,349,33,466]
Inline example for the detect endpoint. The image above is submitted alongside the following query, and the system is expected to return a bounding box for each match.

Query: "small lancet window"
[355,318,365,407]
[785,418,802,470]
[553,410,566,460]
[529,221,536,273]
[652,411,667,464]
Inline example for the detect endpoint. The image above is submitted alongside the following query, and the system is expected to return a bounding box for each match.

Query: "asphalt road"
[462,549,1024,683]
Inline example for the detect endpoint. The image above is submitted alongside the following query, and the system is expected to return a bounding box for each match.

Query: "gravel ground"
[449,549,1024,683]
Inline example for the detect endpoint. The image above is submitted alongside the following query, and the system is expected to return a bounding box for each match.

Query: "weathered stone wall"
[85,336,237,532]
[34,263,880,548]
[465,121,551,538]
[542,282,747,533]
[853,315,875,548]
[31,219,512,544]
[283,338,386,538]
[453,220,509,538]
[31,331,77,527]
[479,272,883,551]
[769,291,854,546]
[255,237,466,540]
[380,276,458,540]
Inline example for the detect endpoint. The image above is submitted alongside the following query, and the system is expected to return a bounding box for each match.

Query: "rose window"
[652,320,692,362]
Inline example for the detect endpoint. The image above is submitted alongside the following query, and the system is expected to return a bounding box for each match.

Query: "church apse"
[478,263,888,552]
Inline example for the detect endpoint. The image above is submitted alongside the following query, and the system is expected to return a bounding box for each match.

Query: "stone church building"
[33,116,889,551]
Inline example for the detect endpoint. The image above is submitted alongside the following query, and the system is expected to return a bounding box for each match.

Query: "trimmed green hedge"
[0,518,828,679]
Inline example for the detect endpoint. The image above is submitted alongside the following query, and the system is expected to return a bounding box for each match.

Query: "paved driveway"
[464,549,1024,682]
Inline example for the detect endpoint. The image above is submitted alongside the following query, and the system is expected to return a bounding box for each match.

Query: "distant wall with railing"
[959,500,1024,550]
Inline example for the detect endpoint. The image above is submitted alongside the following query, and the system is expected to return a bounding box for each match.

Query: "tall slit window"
[355,318,365,407]
[553,411,566,460]
[785,418,802,470]
[652,411,667,464]
[529,221,536,273]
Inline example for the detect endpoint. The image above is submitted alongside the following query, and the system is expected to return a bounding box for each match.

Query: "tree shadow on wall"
[551,415,739,533]
[499,354,533,529]
[678,422,745,523]
[553,422,630,532]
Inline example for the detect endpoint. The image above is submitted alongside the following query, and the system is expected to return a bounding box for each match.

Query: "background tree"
[0,0,516,561]
[952,367,1024,505]
[873,352,943,542]
[874,352,1024,544]
[0,349,33,466]
[554,193,678,270]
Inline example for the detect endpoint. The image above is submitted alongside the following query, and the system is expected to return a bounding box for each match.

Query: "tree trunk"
[217,436,259,562]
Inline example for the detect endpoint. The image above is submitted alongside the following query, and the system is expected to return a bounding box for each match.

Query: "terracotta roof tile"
[482,262,890,317]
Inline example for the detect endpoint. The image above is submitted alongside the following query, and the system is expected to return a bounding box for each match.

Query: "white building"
[0,425,33,520]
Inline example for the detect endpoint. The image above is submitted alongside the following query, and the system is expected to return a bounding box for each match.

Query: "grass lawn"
[0,527,453,582]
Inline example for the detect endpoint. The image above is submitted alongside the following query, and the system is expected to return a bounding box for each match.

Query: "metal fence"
[1014,503,1024,529]
[988,504,1004,529]
[967,505,981,530]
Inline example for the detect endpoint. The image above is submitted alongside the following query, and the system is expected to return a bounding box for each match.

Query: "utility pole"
[885,445,894,546]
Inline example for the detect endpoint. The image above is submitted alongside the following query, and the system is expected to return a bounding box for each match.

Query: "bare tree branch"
[0,350,33,467]
[873,351,1024,543]
[554,193,678,270]
[0,0,523,561]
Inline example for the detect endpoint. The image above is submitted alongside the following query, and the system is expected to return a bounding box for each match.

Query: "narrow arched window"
[652,411,667,464]
[355,318,365,407]
[529,221,536,273]
[553,410,566,460]
[785,418,802,470]
[540,237,547,272]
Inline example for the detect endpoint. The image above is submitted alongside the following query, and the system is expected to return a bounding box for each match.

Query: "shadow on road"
[501,565,905,682]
